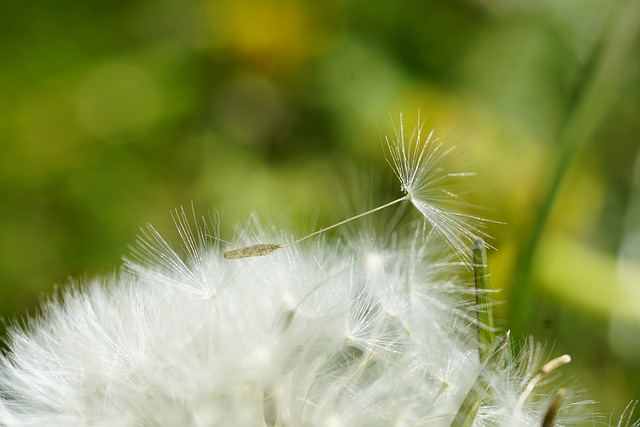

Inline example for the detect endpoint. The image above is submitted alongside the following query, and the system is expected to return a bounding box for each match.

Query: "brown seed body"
[223,243,284,259]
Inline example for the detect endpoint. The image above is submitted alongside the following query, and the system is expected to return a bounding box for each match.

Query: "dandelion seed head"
[0,114,634,426]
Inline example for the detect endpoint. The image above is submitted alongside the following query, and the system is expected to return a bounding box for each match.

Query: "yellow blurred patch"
[203,0,332,74]
[536,233,640,321]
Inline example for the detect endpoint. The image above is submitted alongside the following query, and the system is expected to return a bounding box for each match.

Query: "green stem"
[473,239,495,362]
[450,331,510,427]
[507,0,640,334]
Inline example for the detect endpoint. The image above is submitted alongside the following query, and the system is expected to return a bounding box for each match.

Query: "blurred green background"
[1,0,639,421]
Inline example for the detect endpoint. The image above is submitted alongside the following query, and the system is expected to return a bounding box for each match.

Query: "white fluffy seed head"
[0,114,632,426]
[0,213,597,426]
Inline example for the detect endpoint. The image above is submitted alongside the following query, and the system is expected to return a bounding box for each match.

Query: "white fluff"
[0,117,631,426]
[0,215,590,426]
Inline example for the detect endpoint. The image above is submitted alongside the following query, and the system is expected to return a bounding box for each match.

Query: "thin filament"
[290,196,409,245]
[224,196,410,259]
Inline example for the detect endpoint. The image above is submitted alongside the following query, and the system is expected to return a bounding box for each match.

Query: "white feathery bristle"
[385,112,492,262]
[478,339,593,426]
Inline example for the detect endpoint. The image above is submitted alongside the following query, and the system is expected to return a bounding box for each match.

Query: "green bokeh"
[1,0,639,420]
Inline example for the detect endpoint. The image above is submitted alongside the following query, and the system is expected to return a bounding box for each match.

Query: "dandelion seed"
[516,354,572,411]
[223,197,407,259]
[225,114,488,262]
[542,388,567,427]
